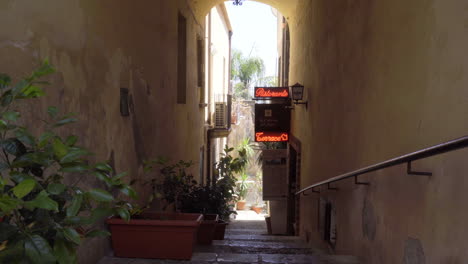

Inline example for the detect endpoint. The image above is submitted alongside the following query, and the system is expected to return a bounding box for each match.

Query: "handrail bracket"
[327,183,338,191]
[407,161,432,176]
[354,175,370,185]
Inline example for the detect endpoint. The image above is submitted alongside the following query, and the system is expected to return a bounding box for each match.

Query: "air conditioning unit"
[215,102,227,128]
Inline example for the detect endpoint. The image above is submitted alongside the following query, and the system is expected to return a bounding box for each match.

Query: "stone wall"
[0,0,205,263]
[288,0,468,263]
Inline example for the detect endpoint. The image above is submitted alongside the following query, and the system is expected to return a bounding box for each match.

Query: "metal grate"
[215,103,227,128]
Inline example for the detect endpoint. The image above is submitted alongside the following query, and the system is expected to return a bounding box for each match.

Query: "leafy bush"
[0,61,135,264]
[144,158,197,212]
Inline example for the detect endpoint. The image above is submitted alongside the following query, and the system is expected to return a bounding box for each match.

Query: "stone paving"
[98,211,362,264]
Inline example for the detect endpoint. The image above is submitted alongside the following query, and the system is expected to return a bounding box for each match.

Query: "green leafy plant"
[144,158,197,212]
[236,173,250,201]
[0,62,136,264]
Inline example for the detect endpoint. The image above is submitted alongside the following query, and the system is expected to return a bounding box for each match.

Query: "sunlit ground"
[234,210,267,221]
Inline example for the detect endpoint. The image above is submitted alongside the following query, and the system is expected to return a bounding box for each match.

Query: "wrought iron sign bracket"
[406,161,432,176]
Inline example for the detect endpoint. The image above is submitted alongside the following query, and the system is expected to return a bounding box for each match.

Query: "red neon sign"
[255,132,289,142]
[254,87,289,98]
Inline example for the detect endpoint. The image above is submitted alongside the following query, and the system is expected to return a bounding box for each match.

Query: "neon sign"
[255,132,289,142]
[254,87,289,98]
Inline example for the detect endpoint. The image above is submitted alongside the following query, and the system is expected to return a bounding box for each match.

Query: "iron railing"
[296,136,468,195]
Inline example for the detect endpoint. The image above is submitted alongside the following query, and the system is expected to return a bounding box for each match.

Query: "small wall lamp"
[291,83,308,108]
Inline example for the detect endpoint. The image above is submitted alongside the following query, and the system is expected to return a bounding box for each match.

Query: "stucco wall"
[0,0,205,263]
[289,0,468,263]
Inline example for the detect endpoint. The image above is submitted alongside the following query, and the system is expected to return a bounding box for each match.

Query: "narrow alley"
[98,211,361,264]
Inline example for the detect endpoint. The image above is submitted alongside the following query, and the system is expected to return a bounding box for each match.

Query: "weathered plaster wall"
[288,0,468,263]
[0,0,205,263]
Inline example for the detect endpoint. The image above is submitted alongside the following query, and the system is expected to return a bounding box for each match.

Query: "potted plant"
[251,172,263,214]
[106,159,202,260]
[0,62,135,263]
[236,173,250,210]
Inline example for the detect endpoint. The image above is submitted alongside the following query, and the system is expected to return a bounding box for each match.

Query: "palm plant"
[231,49,265,100]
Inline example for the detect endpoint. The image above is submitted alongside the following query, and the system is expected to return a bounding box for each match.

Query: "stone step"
[99,253,361,264]
[225,228,268,235]
[224,234,303,243]
[195,240,318,255]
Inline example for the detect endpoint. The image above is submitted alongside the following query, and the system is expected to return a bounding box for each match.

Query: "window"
[177,12,187,104]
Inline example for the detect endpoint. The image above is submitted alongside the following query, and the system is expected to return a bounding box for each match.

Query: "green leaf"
[54,118,77,127]
[93,171,112,186]
[120,186,137,199]
[24,235,56,264]
[1,138,26,156]
[0,74,11,89]
[11,79,28,97]
[95,162,112,172]
[63,228,81,245]
[0,120,7,131]
[47,183,66,195]
[10,172,33,183]
[12,179,36,199]
[59,149,89,164]
[47,106,58,119]
[85,230,110,238]
[38,131,54,148]
[21,85,45,98]
[117,208,130,222]
[31,60,55,79]
[0,91,13,107]
[53,238,77,264]
[66,194,82,217]
[0,195,20,214]
[59,163,88,173]
[11,155,36,169]
[87,189,113,202]
[24,191,59,212]
[113,172,128,180]
[15,128,35,146]
[52,138,68,159]
[2,111,20,121]
[65,135,78,146]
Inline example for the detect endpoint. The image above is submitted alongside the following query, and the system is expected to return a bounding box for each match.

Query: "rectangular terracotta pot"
[107,212,203,260]
[214,220,228,240]
[197,214,218,244]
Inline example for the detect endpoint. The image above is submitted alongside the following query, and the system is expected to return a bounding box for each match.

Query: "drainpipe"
[206,129,212,185]
[207,11,213,125]
[228,30,233,130]
[206,11,213,185]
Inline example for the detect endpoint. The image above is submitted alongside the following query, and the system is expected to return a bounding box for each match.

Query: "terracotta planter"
[197,214,219,244]
[214,220,228,240]
[236,200,246,210]
[0,217,3,222]
[107,212,202,260]
[252,206,262,214]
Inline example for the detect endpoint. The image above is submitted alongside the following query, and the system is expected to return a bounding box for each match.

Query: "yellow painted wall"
[288,0,468,263]
[0,0,205,263]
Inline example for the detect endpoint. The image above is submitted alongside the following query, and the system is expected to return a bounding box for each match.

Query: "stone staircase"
[99,215,361,264]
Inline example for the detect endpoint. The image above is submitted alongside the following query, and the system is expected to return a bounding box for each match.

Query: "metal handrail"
[296,136,468,195]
